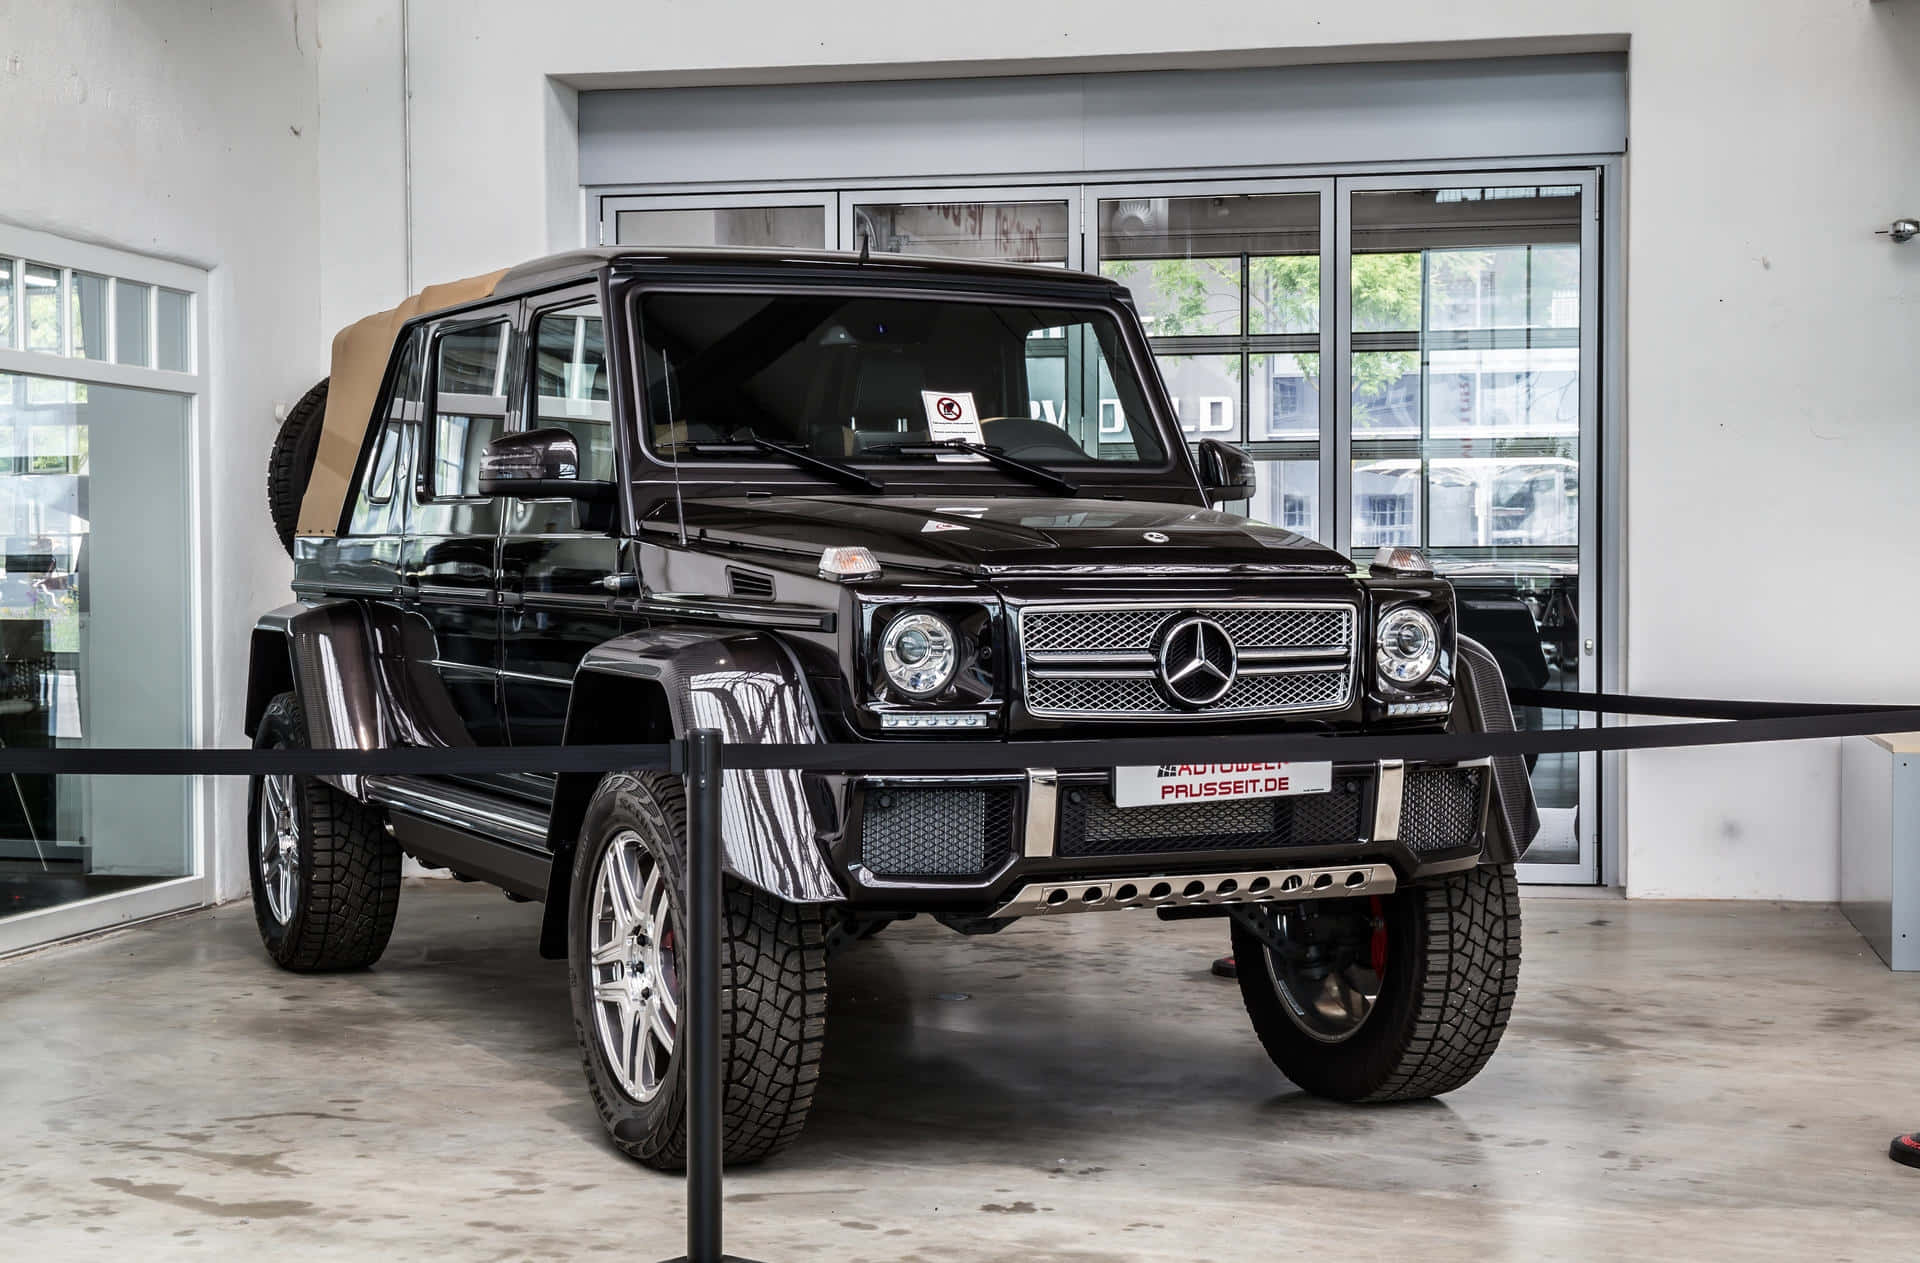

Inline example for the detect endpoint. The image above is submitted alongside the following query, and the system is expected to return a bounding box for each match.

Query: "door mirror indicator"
[1196,438,1257,504]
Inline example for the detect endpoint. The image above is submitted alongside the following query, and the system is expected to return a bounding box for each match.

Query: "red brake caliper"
[1369,895,1388,978]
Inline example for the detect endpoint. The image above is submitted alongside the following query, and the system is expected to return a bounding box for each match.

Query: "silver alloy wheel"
[1261,905,1384,1044]
[589,828,681,1103]
[258,773,301,926]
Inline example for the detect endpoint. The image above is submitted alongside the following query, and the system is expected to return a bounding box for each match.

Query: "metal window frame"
[1084,176,1334,536]
[837,182,1086,268]
[594,188,840,250]
[0,221,212,958]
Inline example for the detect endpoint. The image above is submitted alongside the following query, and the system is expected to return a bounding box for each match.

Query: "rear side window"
[345,332,422,535]
[530,302,613,481]
[428,321,510,499]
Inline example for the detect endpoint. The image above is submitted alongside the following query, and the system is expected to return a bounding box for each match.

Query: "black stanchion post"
[661,728,763,1263]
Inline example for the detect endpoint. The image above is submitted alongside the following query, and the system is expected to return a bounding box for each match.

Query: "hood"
[652,496,1353,577]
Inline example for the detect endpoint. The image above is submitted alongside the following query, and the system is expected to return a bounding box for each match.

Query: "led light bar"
[1385,700,1453,717]
[880,712,990,730]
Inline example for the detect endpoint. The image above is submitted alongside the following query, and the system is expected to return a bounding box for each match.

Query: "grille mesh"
[860,786,1017,879]
[1057,784,1364,857]
[1398,767,1485,853]
[1021,605,1352,653]
[1026,669,1350,718]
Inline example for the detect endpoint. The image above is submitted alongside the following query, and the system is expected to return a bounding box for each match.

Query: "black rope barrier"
[4,693,1916,779]
[9,690,1914,1263]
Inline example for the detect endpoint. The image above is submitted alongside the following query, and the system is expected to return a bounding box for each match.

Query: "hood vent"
[727,567,775,601]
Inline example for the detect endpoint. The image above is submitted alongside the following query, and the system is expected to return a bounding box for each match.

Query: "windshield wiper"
[675,438,884,493]
[864,440,1079,496]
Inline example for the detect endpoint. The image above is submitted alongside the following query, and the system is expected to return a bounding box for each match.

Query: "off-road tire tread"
[267,379,328,556]
[572,772,828,1169]
[1362,863,1521,1100]
[1235,863,1520,1102]
[251,692,401,972]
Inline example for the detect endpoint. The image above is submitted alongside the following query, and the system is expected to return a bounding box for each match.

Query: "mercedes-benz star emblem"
[1155,615,1238,708]
[1143,531,1170,543]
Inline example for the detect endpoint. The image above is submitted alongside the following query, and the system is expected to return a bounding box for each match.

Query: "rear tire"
[247,691,402,972]
[1233,863,1520,1102]
[568,771,829,1170]
[267,378,328,556]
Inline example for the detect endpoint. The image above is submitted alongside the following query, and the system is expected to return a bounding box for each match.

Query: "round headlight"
[881,612,958,698]
[1376,607,1440,686]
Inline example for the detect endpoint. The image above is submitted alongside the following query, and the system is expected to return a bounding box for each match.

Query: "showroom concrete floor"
[2,882,1916,1261]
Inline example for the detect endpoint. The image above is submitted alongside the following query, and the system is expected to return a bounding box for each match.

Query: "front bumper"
[815,757,1493,915]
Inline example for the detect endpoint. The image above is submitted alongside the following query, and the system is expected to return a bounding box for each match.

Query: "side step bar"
[991,862,1397,919]
[365,775,552,901]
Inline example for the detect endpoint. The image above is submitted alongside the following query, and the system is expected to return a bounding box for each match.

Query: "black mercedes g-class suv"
[246,247,1535,1170]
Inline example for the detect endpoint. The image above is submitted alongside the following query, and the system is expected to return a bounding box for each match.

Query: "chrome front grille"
[1017,602,1357,720]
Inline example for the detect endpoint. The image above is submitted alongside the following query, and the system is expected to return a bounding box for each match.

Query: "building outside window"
[0,225,206,957]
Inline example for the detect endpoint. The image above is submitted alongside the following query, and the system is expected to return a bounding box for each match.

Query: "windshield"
[633,290,1170,469]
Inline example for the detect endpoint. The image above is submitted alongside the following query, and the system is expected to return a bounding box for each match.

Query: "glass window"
[635,292,1167,470]
[436,323,506,397]
[852,201,1069,264]
[71,274,108,361]
[25,265,62,354]
[1251,353,1319,441]
[0,259,13,347]
[530,303,613,482]
[114,281,150,367]
[615,205,826,249]
[430,321,509,499]
[1350,183,1587,870]
[1155,354,1241,441]
[0,374,194,918]
[1251,459,1318,537]
[155,288,191,371]
[1099,192,1323,537]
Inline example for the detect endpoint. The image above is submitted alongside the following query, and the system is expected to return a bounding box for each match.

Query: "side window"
[345,332,423,536]
[529,302,613,481]
[427,320,511,499]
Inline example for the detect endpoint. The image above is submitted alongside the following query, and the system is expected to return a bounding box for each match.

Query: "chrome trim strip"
[1024,768,1058,859]
[992,861,1397,919]
[1026,666,1158,680]
[1239,645,1351,663]
[1372,759,1405,843]
[631,592,836,633]
[365,775,549,847]
[497,667,569,686]
[1239,661,1353,677]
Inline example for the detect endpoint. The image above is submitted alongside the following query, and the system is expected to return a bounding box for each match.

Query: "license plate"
[1110,762,1333,809]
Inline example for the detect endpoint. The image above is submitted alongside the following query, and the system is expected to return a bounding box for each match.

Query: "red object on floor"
[1892,1134,1920,1169]
[1212,955,1236,979]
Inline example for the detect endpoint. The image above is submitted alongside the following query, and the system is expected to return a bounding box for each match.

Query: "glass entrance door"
[1337,174,1600,882]
[1090,181,1332,538]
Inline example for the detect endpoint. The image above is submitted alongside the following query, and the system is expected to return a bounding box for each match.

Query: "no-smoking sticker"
[921,390,985,446]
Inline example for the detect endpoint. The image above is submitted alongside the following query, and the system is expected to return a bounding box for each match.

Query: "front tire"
[568,771,829,1169]
[247,691,402,971]
[1233,863,1520,1102]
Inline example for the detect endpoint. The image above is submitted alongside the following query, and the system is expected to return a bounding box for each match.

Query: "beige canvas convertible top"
[295,268,508,537]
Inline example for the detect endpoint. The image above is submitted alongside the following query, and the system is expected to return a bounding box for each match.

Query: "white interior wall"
[315,0,1920,901]
[1,0,322,902]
